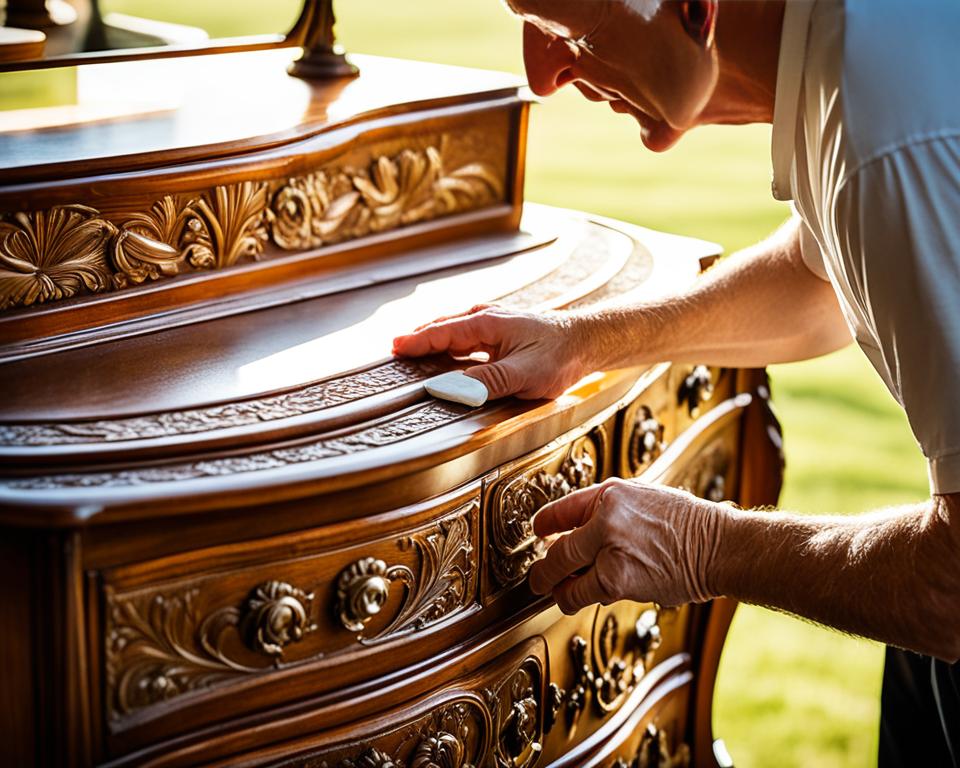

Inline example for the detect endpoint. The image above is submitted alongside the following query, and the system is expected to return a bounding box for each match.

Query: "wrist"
[701,500,745,601]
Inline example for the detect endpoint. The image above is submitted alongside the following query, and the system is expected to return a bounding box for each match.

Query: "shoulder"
[840,0,960,171]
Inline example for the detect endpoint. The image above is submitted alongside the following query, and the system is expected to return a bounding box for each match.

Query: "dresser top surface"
[0,49,524,185]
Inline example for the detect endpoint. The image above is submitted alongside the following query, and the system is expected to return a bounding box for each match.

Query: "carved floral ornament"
[105,504,476,720]
[0,137,504,312]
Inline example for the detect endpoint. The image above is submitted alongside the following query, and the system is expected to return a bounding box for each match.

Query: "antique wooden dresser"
[0,2,783,766]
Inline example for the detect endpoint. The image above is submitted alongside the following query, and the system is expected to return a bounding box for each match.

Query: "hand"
[527,478,728,614]
[392,305,595,400]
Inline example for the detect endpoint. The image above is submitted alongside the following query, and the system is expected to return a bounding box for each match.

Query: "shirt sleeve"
[794,207,830,281]
[835,136,960,494]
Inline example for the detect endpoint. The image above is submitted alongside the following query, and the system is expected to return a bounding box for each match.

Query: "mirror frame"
[0,0,352,75]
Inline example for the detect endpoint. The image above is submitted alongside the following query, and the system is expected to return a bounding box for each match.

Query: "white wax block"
[424,372,489,407]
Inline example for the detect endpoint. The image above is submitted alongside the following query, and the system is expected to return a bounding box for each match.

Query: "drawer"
[94,482,483,754]
[136,605,693,768]
[483,426,608,601]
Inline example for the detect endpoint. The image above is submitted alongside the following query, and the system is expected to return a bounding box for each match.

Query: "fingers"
[532,484,605,537]
[412,304,493,333]
[392,315,489,358]
[552,566,613,615]
[528,523,601,595]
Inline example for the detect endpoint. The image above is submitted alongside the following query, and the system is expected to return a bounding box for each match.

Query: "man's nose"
[523,21,577,96]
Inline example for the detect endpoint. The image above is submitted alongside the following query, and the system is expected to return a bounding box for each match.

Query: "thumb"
[464,359,524,400]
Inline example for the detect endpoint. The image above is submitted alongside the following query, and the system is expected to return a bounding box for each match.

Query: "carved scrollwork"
[0,182,269,311]
[241,581,317,657]
[628,405,665,475]
[268,144,502,252]
[490,436,599,590]
[0,133,504,313]
[0,205,115,309]
[303,700,486,768]
[544,682,564,733]
[336,507,476,641]
[484,659,543,768]
[105,504,474,720]
[559,607,659,728]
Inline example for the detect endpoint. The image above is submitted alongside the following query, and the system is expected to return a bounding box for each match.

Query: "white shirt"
[772,0,960,494]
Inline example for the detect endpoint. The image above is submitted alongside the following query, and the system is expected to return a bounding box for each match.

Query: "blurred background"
[2,1,931,765]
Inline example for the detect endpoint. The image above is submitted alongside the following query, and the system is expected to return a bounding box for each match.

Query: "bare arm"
[586,215,852,369]
[529,481,960,662]
[393,216,852,398]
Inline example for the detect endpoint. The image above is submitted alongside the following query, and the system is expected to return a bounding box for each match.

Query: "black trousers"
[879,647,960,767]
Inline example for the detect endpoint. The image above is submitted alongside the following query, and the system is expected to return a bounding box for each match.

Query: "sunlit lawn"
[4,2,932,764]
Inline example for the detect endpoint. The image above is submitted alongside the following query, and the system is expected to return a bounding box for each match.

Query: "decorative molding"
[0,359,447,447]
[489,435,599,590]
[6,400,470,490]
[0,135,503,313]
[267,144,502,251]
[104,502,476,719]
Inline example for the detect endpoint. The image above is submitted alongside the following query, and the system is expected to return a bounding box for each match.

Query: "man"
[393,1,960,764]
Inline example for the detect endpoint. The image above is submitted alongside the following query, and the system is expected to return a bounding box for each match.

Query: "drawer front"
[147,607,693,768]
[483,427,608,601]
[261,640,547,768]
[97,483,482,746]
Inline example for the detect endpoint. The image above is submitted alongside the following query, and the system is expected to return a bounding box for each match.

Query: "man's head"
[504,0,778,152]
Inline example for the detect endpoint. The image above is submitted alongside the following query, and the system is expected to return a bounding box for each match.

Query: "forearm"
[577,217,852,370]
[710,495,960,661]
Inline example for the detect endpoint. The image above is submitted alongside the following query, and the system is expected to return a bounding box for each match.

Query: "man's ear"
[679,0,718,48]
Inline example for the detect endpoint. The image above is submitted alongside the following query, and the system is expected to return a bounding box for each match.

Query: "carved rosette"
[628,406,665,475]
[490,435,600,590]
[289,700,487,768]
[105,504,476,720]
[336,505,477,641]
[0,133,504,312]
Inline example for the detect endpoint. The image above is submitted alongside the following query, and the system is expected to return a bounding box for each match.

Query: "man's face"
[504,0,719,151]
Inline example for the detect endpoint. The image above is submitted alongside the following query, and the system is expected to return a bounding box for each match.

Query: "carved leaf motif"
[0,205,114,309]
[106,588,264,719]
[267,142,502,252]
[111,195,199,287]
[191,181,270,269]
[359,505,477,642]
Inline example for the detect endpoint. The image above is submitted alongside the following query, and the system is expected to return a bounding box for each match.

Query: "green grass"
[4,2,932,763]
